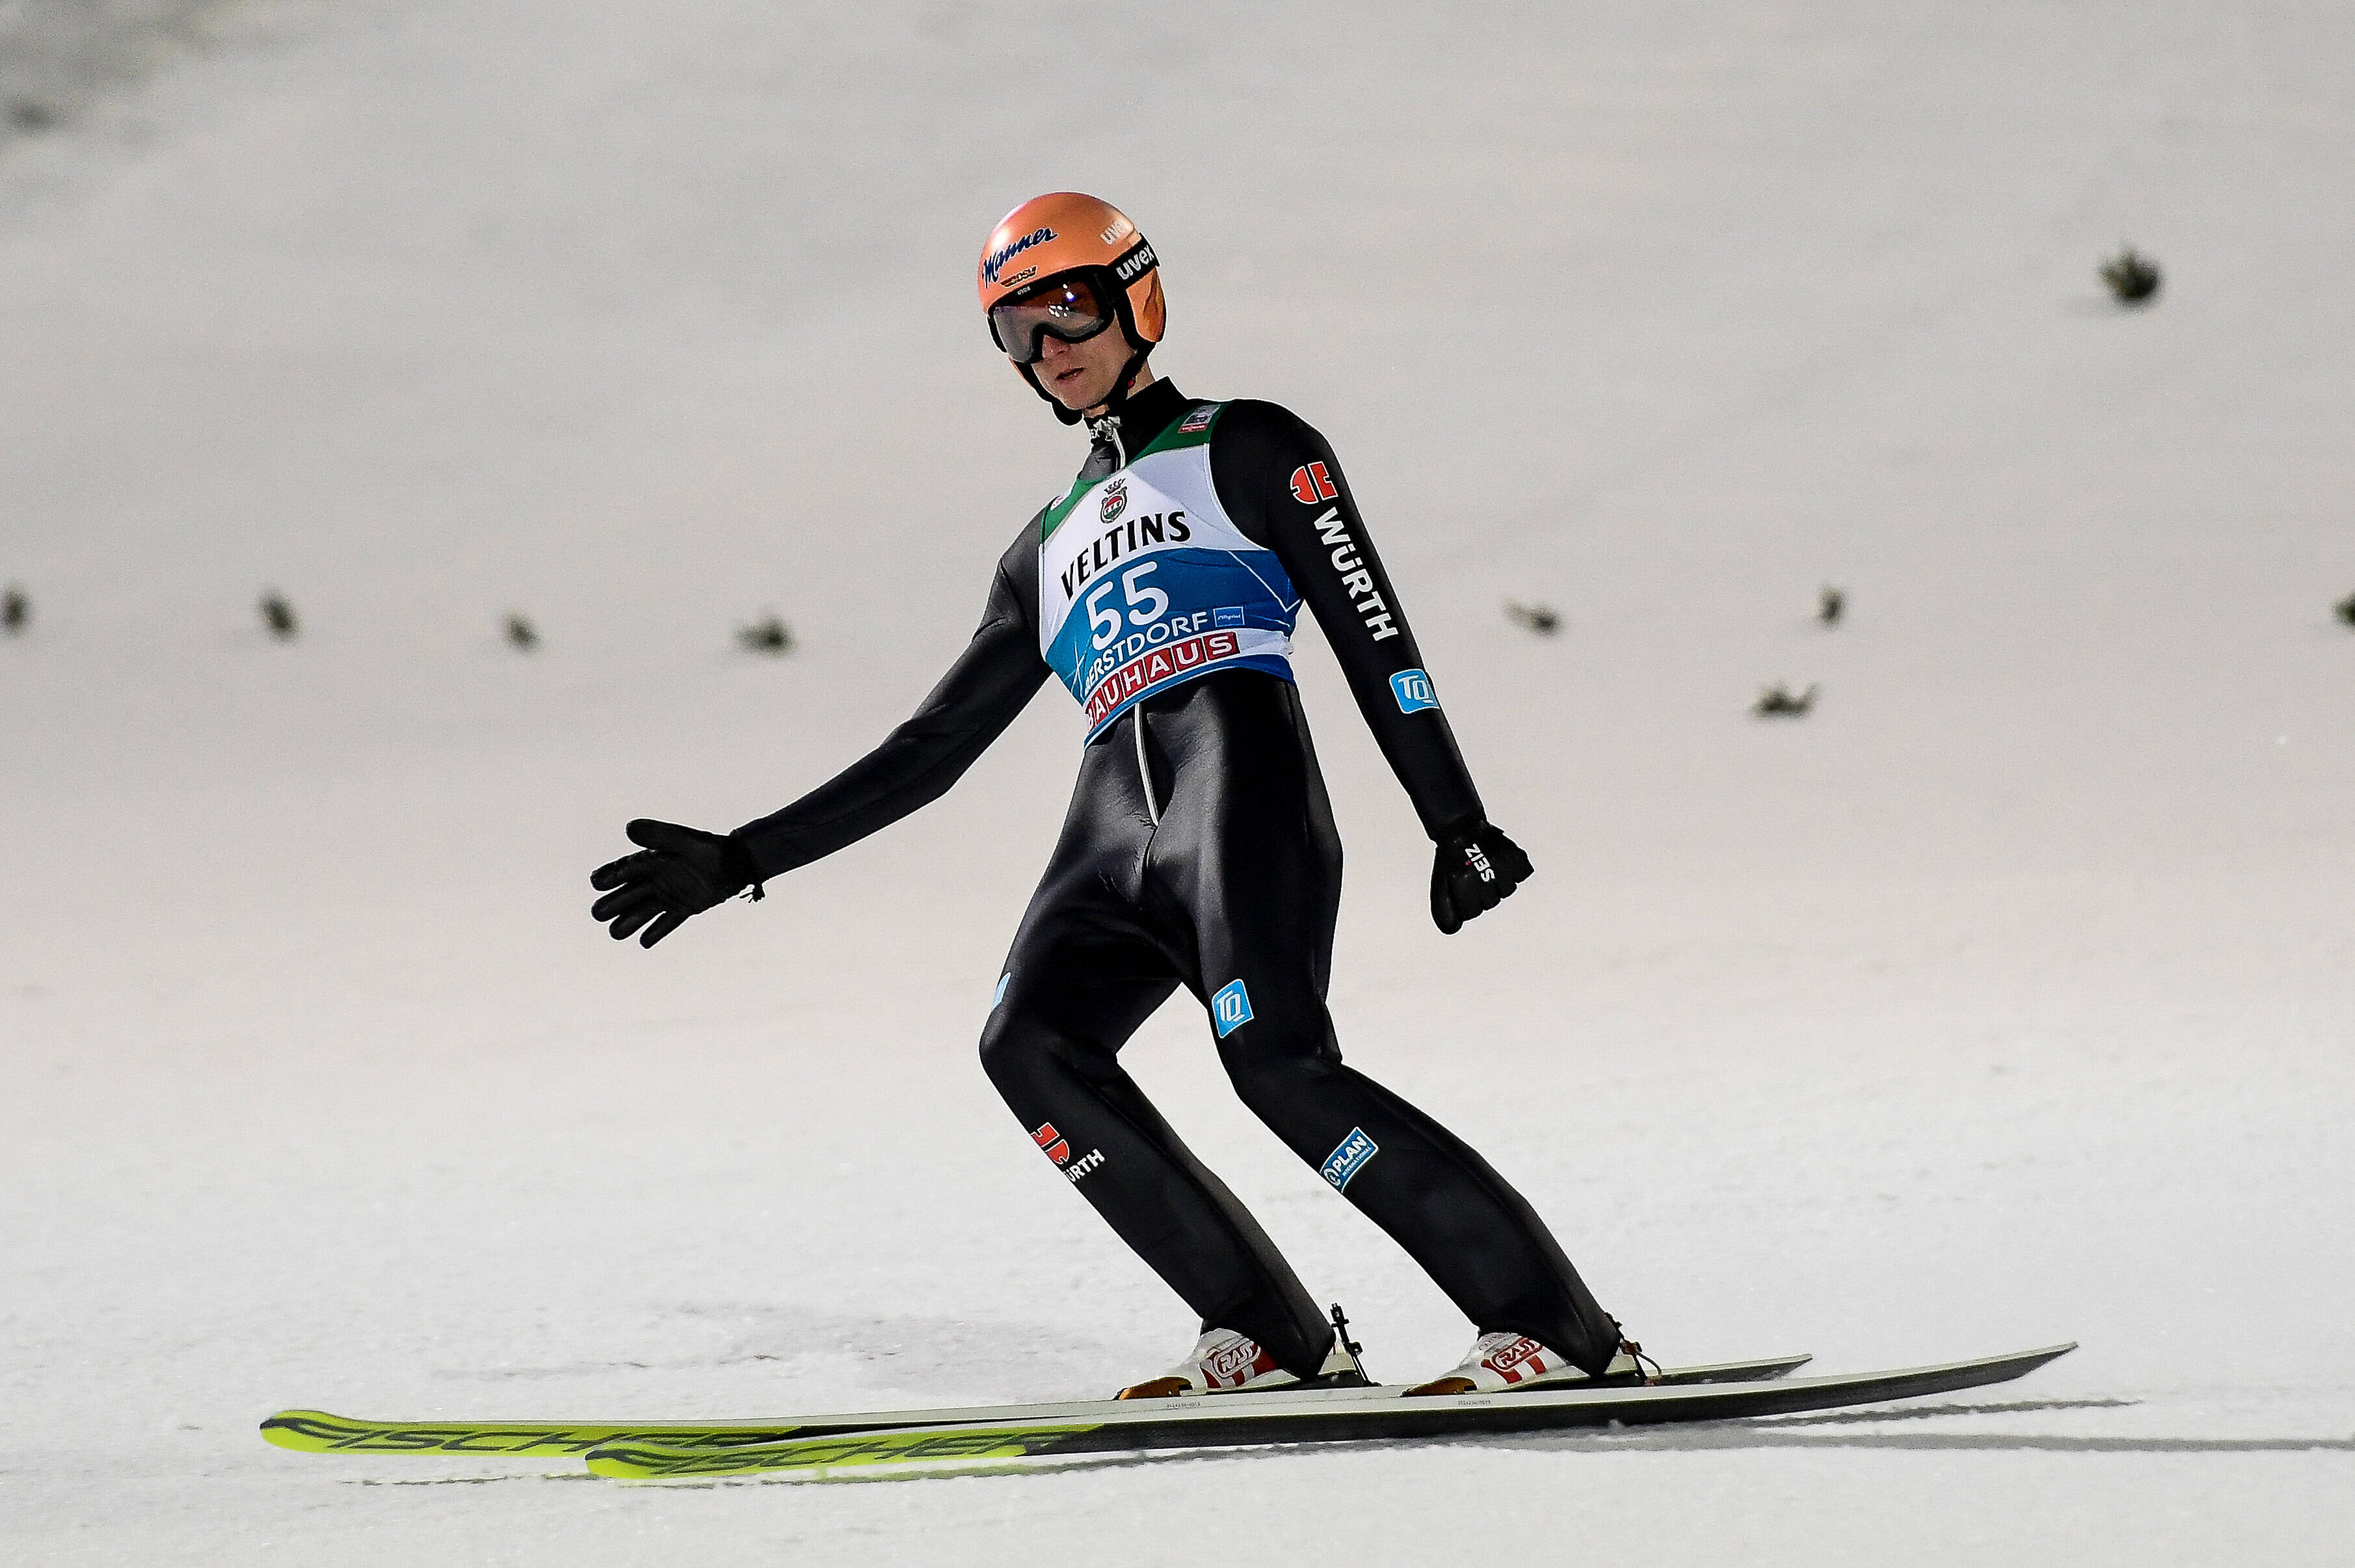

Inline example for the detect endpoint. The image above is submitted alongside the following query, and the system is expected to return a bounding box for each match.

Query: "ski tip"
[2011,1342,2078,1362]
[259,1411,351,1452]
[1945,1342,2077,1381]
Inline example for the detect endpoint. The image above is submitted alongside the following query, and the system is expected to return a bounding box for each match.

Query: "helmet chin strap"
[1089,348,1154,423]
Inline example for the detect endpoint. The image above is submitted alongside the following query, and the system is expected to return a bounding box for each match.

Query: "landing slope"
[1,3,2349,1565]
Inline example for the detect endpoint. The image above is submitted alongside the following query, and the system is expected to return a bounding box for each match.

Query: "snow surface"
[0,0,248,152]
[4,0,2352,1561]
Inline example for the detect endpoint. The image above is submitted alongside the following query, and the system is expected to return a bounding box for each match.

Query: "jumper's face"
[1028,322,1136,414]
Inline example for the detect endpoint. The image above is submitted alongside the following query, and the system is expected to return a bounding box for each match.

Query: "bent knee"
[1219,1030,1341,1119]
[978,992,1087,1091]
[976,1003,1032,1087]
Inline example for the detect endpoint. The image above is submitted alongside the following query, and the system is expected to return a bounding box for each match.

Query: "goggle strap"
[1108,237,1156,290]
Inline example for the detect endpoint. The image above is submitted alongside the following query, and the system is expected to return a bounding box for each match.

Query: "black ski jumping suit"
[733,379,1619,1377]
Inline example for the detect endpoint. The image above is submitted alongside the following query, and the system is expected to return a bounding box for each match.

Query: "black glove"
[589,819,759,948]
[1430,819,1534,935]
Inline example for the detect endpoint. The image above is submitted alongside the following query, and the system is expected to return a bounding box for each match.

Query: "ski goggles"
[989,271,1119,364]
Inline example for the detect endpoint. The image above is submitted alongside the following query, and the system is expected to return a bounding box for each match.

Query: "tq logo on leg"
[1211,979,1253,1037]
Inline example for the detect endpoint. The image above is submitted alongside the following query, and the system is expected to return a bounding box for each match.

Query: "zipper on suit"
[1133,705,1161,825]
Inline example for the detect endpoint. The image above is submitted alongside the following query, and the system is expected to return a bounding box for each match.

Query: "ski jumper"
[733,380,1621,1378]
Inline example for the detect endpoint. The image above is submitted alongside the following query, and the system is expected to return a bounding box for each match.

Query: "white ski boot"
[1115,1321,1367,1400]
[1404,1331,1659,1396]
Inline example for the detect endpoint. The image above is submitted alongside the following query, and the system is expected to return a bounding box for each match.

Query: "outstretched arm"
[730,553,1048,879]
[592,540,1048,946]
[1212,401,1530,932]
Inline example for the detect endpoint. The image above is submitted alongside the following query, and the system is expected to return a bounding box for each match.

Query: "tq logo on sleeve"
[1390,669,1438,713]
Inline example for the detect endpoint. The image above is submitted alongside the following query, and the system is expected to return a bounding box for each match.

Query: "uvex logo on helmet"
[1113,242,1156,284]
[981,226,1056,287]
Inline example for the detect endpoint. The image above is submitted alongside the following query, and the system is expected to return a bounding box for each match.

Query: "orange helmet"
[978,193,1164,419]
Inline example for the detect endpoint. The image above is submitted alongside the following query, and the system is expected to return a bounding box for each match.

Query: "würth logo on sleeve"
[1306,507,1398,643]
[1288,462,1338,506]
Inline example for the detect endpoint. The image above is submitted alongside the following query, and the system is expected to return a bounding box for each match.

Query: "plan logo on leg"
[1211,979,1253,1037]
[1321,1127,1379,1191]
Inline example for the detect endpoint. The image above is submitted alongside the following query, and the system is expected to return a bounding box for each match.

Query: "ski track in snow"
[2,1,2351,1563]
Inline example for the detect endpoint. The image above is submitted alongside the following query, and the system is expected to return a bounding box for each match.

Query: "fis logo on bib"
[1390,669,1439,713]
[1321,1128,1379,1191]
[1211,979,1253,1037]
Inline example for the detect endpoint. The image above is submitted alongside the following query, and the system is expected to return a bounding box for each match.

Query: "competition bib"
[1037,403,1299,740]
